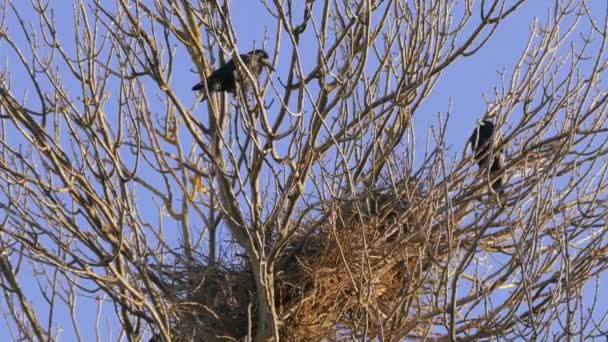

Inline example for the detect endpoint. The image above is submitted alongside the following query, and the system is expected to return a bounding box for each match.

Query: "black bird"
[469,119,504,194]
[192,49,274,102]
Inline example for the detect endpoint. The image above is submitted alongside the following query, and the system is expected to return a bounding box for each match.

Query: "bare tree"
[1,0,608,341]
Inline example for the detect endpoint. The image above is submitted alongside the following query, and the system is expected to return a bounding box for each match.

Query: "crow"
[192,49,274,102]
[469,119,504,194]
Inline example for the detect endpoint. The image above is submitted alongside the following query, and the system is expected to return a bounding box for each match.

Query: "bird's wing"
[192,57,236,91]
[468,129,479,152]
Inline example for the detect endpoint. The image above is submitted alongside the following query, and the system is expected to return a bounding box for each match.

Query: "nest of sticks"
[164,178,449,341]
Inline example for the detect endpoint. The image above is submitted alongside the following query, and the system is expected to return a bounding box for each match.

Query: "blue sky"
[1,0,607,340]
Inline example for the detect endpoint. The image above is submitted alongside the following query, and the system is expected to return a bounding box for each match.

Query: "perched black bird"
[192,49,274,102]
[469,119,504,194]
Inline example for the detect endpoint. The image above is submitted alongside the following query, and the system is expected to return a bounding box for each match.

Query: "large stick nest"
[276,179,445,340]
[162,178,452,341]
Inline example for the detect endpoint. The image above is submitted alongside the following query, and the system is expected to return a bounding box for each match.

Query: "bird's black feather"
[469,119,504,193]
[192,49,272,102]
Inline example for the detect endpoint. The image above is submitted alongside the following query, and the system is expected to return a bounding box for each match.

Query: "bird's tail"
[192,82,208,102]
[191,82,204,91]
[490,155,504,191]
[491,176,504,194]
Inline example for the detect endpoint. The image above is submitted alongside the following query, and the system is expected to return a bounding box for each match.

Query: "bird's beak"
[261,59,275,72]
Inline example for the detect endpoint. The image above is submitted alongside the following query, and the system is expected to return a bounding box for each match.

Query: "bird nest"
[276,183,442,340]
[162,262,256,341]
[164,179,448,341]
